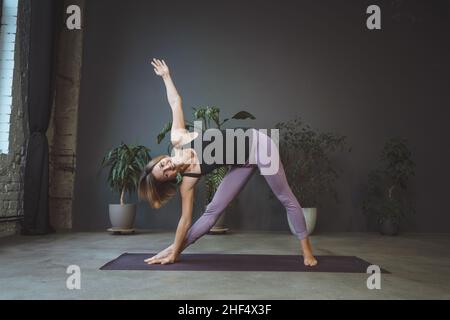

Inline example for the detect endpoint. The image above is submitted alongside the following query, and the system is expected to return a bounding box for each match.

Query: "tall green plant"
[362,138,415,227]
[157,106,255,203]
[275,117,349,208]
[100,143,152,205]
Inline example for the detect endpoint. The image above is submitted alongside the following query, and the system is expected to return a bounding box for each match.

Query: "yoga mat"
[100,253,390,273]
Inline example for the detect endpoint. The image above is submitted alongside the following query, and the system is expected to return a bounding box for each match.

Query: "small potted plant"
[275,117,349,235]
[362,138,415,235]
[100,143,151,231]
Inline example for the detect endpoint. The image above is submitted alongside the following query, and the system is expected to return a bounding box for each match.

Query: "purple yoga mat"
[100,253,389,273]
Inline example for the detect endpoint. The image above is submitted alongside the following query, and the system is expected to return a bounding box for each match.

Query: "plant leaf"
[157,122,172,144]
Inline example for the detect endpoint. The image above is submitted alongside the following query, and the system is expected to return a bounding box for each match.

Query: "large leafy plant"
[157,106,255,203]
[362,138,415,226]
[275,117,349,208]
[100,143,152,205]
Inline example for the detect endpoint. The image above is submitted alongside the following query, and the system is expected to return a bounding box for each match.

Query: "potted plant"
[275,117,349,235]
[100,143,152,230]
[362,138,415,235]
[157,106,255,233]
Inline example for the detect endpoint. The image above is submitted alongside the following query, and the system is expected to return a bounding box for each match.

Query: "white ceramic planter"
[287,207,317,236]
[209,210,229,234]
[109,204,136,229]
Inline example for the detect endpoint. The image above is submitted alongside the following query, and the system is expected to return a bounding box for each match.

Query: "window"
[0,0,18,154]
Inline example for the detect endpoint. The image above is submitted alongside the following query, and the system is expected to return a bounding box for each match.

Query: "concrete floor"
[0,231,449,299]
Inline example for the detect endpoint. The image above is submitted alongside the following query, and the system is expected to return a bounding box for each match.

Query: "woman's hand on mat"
[160,254,178,265]
[151,58,170,77]
[144,247,173,264]
[146,253,179,265]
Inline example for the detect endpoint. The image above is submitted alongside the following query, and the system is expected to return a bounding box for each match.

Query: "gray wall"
[73,0,450,232]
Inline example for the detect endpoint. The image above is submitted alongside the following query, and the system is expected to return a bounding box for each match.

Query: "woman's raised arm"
[151,58,193,147]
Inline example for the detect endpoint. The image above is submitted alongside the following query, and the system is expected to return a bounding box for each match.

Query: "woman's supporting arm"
[171,181,195,258]
[146,177,196,265]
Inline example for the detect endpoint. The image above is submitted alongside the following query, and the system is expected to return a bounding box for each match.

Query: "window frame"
[0,0,19,155]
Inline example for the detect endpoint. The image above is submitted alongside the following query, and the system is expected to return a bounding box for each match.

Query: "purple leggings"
[183,129,308,249]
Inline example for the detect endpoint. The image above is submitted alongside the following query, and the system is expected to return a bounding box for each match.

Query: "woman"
[138,58,317,267]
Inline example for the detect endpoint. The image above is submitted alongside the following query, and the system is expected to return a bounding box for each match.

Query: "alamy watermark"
[366,265,381,290]
[366,5,381,30]
[64,4,383,32]
[171,121,280,175]
[66,265,81,290]
[66,5,82,30]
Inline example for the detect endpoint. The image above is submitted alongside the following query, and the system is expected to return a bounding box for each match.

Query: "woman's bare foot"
[304,254,318,266]
[301,237,318,267]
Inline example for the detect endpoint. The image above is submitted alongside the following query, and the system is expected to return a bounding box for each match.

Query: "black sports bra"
[180,128,252,178]
[181,172,203,178]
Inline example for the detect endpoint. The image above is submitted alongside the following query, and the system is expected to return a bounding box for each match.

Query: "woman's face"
[151,156,177,182]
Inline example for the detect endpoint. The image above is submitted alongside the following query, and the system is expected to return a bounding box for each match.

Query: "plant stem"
[388,185,395,199]
[120,188,125,206]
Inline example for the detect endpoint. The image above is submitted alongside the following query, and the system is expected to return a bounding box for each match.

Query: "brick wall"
[0,0,30,237]
[0,0,84,236]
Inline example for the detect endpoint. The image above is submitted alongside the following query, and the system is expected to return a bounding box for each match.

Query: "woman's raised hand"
[151,58,170,77]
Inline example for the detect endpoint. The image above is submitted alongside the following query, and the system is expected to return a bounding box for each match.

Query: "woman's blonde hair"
[138,155,177,209]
